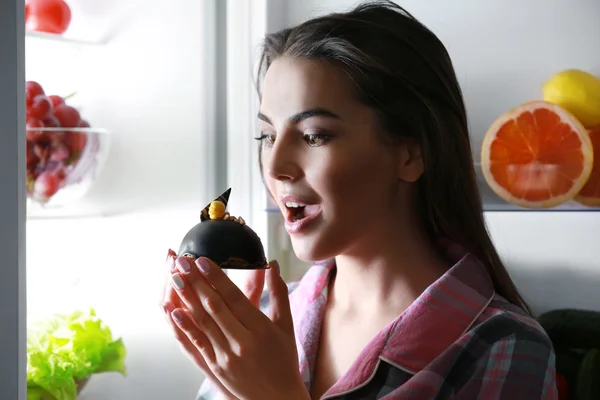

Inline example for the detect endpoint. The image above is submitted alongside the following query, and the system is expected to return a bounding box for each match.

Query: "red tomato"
[25,0,72,35]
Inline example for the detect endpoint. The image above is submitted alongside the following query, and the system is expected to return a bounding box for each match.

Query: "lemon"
[542,69,600,129]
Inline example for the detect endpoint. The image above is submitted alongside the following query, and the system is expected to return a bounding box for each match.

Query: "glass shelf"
[26,30,106,46]
[262,162,600,213]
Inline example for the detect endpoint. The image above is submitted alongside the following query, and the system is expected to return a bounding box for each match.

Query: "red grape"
[43,115,61,128]
[56,168,66,180]
[48,95,64,108]
[26,81,45,97]
[49,142,69,162]
[26,117,45,141]
[26,141,39,167]
[28,95,53,120]
[26,81,45,107]
[32,143,47,159]
[65,119,89,153]
[26,116,43,127]
[33,171,61,199]
[54,105,80,127]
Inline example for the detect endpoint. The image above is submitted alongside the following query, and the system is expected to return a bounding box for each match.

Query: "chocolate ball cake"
[177,188,268,269]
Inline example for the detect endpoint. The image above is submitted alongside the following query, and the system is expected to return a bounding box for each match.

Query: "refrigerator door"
[0,0,27,398]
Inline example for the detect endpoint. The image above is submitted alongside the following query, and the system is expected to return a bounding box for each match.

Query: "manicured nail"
[171,309,183,322]
[272,260,280,275]
[176,257,191,273]
[171,273,185,290]
[196,258,211,274]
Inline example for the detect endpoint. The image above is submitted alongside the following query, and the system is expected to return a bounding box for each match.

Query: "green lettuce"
[27,308,127,400]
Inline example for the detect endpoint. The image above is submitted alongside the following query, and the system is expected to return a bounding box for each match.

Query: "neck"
[330,213,449,316]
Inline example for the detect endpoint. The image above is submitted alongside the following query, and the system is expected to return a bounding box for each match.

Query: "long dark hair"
[255,0,532,315]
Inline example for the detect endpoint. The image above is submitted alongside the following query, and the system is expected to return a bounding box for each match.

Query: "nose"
[263,136,303,182]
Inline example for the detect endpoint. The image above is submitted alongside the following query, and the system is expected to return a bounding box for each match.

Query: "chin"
[289,233,339,263]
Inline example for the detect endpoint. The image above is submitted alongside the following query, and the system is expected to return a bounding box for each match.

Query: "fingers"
[161,249,177,295]
[161,249,181,309]
[172,257,245,346]
[162,301,210,366]
[239,269,266,308]
[171,307,216,365]
[266,260,294,334]
[194,257,267,329]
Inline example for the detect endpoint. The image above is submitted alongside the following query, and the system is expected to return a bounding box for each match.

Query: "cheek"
[263,175,277,201]
[309,148,395,215]
[260,153,275,195]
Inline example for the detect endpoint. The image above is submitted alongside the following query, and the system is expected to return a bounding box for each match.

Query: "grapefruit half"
[481,101,593,209]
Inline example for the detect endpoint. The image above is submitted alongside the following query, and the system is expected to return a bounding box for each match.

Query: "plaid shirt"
[197,240,558,399]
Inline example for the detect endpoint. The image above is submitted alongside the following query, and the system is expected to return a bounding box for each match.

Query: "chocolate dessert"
[177,188,268,269]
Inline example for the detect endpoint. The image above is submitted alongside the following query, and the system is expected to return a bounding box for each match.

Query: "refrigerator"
[2,0,600,399]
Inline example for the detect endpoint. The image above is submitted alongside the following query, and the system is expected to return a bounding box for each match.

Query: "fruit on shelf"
[481,101,593,209]
[25,0,72,35]
[542,69,600,129]
[575,127,600,207]
[25,80,108,207]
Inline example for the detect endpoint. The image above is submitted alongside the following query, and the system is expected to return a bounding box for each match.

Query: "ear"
[396,139,424,183]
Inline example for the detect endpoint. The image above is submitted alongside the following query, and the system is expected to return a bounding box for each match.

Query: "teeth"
[285,201,305,208]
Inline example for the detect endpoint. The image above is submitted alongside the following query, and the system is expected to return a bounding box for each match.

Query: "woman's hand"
[168,256,309,400]
[160,249,266,399]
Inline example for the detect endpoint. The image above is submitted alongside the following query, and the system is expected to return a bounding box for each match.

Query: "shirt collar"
[379,249,495,373]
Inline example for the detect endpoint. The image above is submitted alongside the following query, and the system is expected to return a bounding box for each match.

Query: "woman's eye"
[304,133,330,147]
[255,133,276,147]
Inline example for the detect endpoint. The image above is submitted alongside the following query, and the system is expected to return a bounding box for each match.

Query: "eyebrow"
[257,107,341,125]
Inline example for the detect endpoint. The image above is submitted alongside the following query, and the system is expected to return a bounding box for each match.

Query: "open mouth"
[285,201,306,222]
[284,201,320,223]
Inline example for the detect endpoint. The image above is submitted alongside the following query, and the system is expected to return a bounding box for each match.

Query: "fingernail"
[196,258,211,274]
[171,309,183,322]
[176,257,191,273]
[272,260,280,275]
[171,273,185,290]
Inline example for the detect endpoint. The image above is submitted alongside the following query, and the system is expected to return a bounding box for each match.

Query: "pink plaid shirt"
[197,240,558,399]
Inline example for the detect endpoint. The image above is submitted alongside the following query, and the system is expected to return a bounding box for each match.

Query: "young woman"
[161,1,558,399]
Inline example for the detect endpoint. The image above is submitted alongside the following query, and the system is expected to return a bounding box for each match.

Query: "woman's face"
[258,57,413,262]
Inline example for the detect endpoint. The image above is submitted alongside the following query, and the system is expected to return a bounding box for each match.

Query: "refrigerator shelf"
[26,30,105,46]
